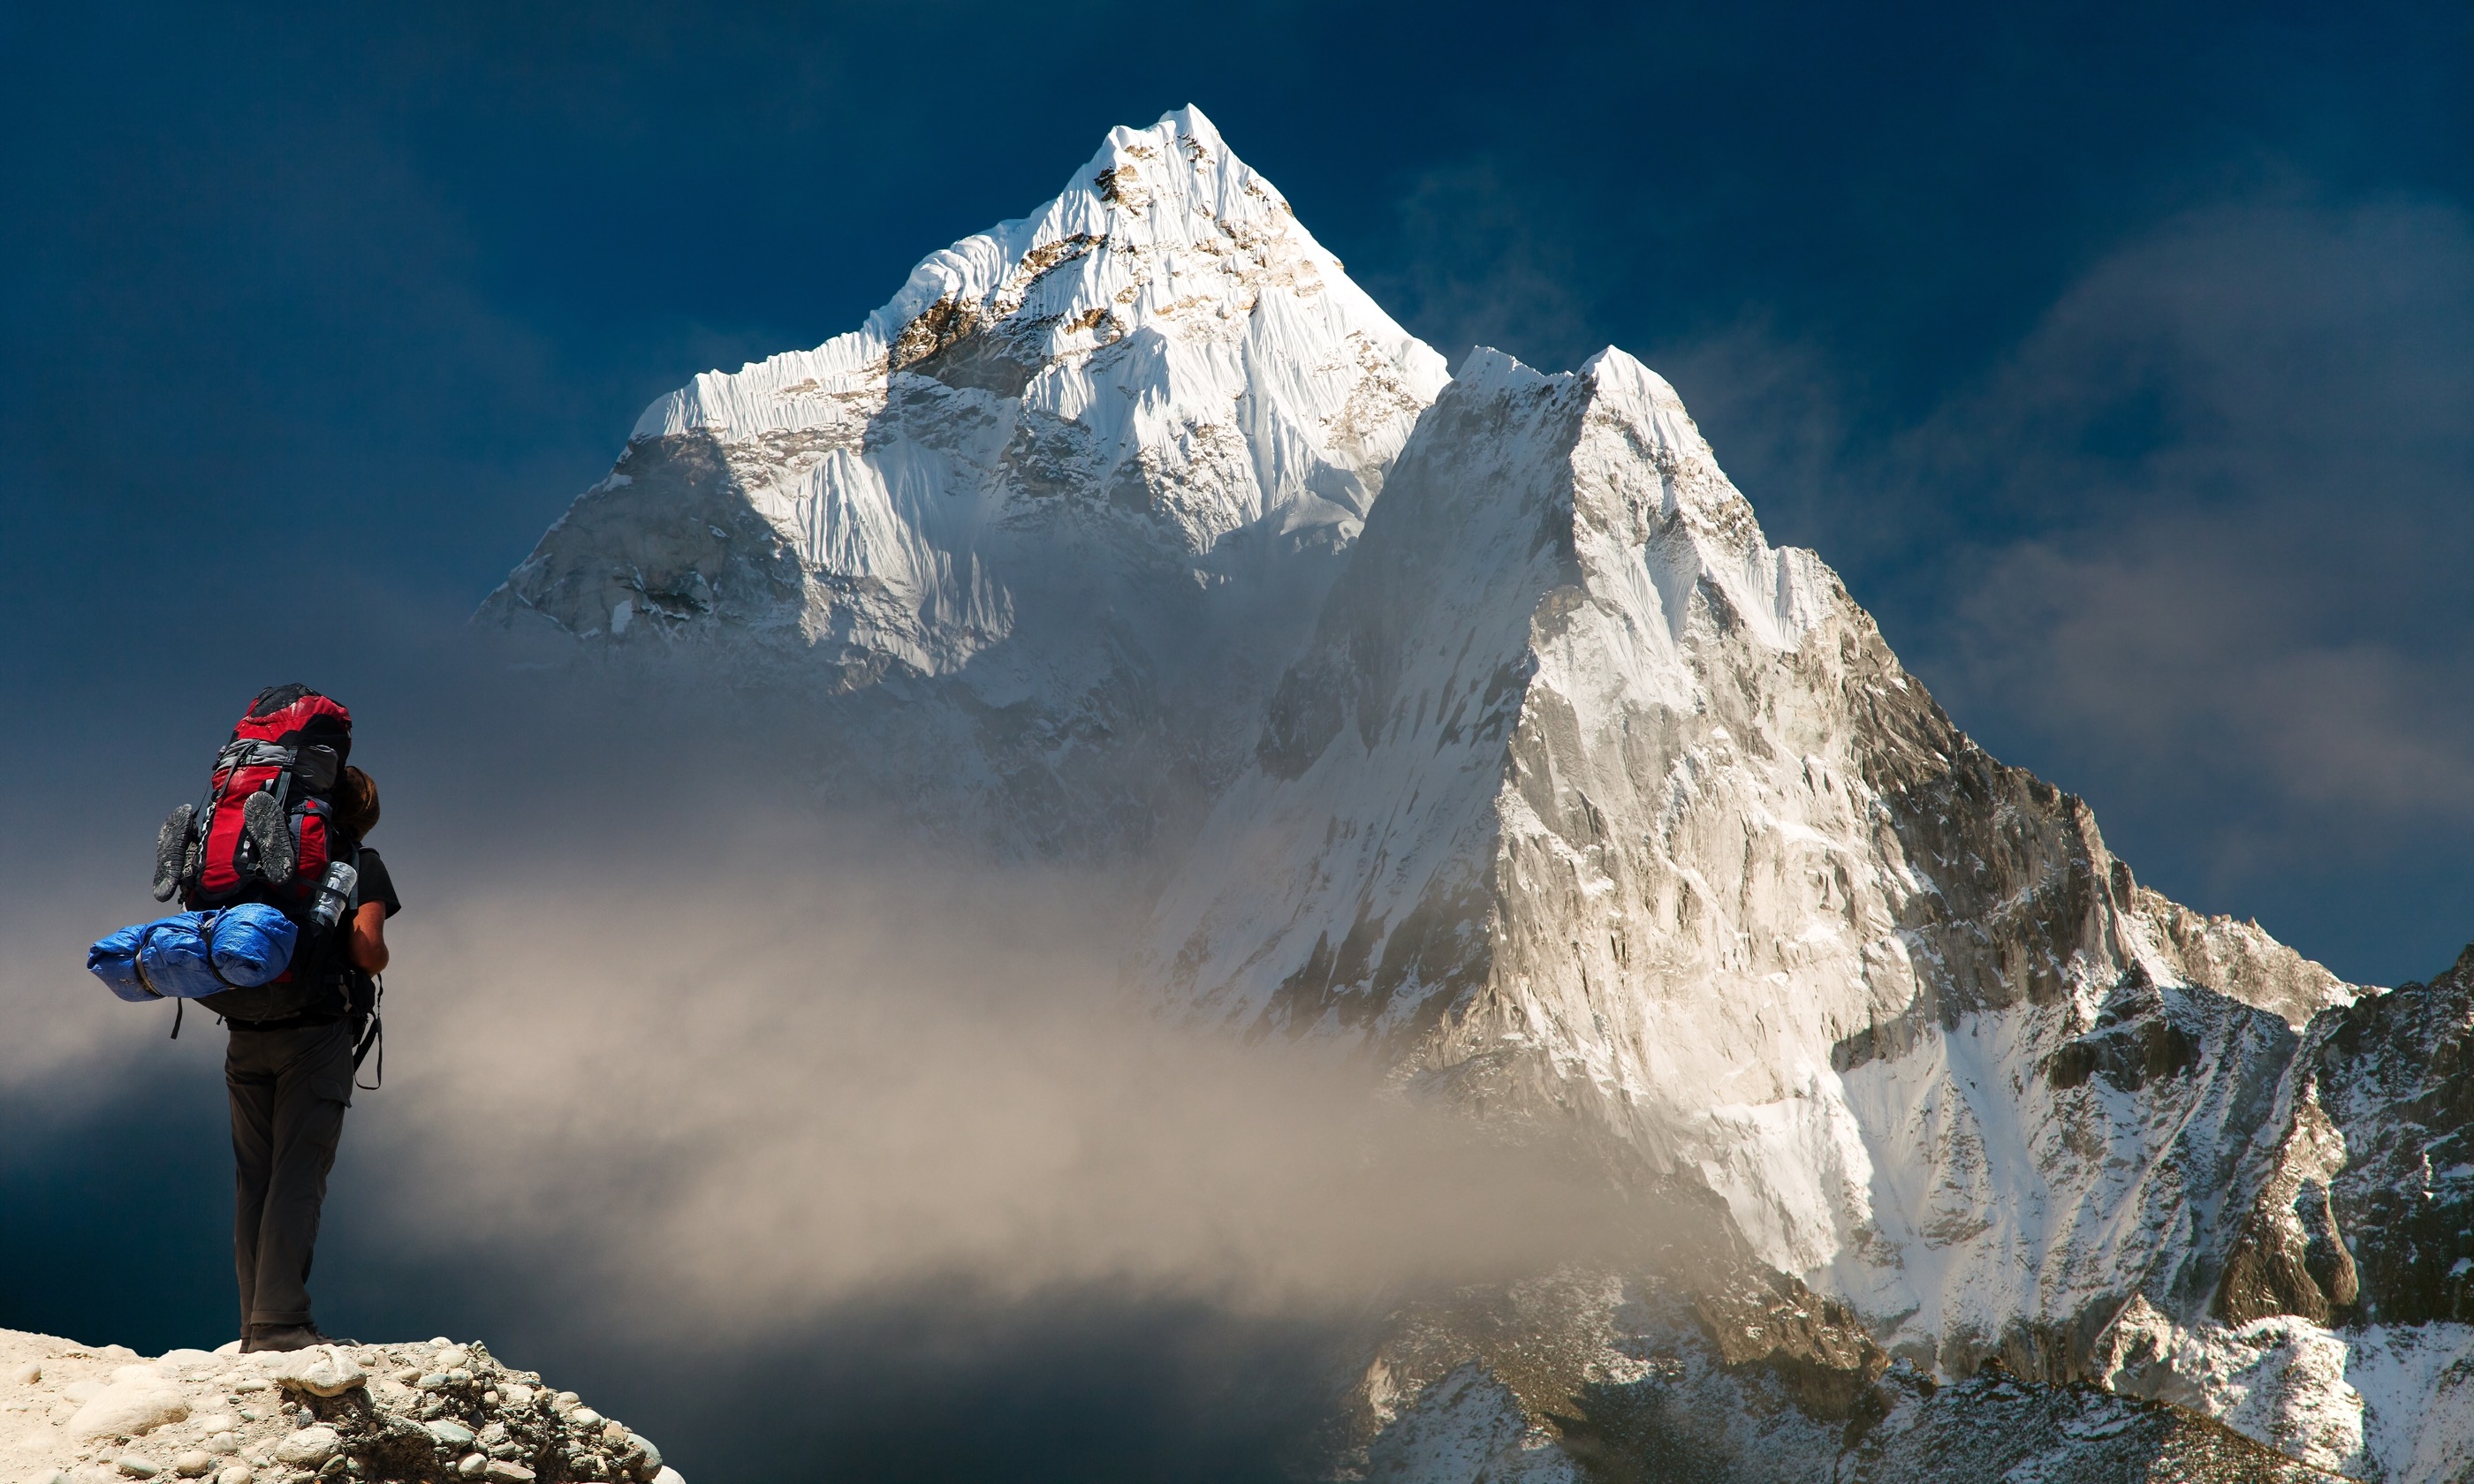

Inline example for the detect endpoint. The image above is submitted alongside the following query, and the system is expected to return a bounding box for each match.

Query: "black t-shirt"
[353,846,402,919]
[209,844,399,1026]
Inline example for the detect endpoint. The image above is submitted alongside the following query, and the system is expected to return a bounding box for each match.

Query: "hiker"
[87,685,400,1352]
[216,759,398,1352]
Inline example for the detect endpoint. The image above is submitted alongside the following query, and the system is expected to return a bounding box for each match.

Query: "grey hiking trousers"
[226,1020,355,1329]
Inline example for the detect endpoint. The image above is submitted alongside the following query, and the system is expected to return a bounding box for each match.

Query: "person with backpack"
[216,757,398,1352]
[108,685,401,1352]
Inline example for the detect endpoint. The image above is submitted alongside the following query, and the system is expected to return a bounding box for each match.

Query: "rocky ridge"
[1140,345,2469,1479]
[2,1332,674,1484]
[1346,1270,2342,1483]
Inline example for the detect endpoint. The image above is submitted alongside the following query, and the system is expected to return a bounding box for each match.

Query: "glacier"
[489,106,2474,1481]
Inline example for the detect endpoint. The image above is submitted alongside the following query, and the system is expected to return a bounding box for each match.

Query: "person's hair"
[333,765,380,839]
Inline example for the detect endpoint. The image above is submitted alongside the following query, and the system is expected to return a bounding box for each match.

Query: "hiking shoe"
[243,1324,356,1352]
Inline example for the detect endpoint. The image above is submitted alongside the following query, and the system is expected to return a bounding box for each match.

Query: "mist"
[0,647,1647,1480]
[360,841,1636,1327]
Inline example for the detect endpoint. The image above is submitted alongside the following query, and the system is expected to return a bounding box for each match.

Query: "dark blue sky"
[4,1,2468,978]
[4,8,2470,1479]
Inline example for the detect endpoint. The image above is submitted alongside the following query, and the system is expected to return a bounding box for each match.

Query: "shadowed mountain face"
[489,109,2470,1480]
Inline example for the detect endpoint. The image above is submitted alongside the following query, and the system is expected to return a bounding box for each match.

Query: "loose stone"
[264,1350,364,1400]
[569,1409,603,1429]
[456,1457,486,1480]
[213,1470,251,1484]
[12,1360,42,1383]
[115,1458,161,1479]
[271,1427,340,1468]
[69,1376,191,1441]
[482,1464,534,1484]
[172,1452,215,1477]
[425,1421,475,1450]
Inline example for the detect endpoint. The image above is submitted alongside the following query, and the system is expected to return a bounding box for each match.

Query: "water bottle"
[308,860,360,931]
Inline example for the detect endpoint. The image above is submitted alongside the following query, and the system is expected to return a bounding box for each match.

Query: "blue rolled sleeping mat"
[87,904,299,1001]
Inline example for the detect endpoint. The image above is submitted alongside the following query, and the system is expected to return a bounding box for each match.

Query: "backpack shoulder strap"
[353,973,383,1090]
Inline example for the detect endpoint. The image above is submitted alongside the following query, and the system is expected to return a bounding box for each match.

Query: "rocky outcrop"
[1838,1370,2342,1483]
[1329,1274,2339,1483]
[2,1332,673,1484]
[2303,942,2474,1328]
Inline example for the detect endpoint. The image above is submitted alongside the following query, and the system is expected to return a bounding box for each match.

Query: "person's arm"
[349,900,390,973]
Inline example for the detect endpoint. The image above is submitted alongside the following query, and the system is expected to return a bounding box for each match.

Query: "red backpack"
[156,684,354,921]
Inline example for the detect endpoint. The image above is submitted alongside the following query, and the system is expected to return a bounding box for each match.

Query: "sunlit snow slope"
[1142,348,2474,1480]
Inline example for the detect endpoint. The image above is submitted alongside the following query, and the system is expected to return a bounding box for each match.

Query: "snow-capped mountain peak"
[481,110,2474,1479]
[482,107,1446,855]
[620,103,1442,557]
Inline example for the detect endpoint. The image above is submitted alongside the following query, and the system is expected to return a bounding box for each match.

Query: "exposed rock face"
[1838,1371,2339,1483]
[2091,942,2474,1474]
[1332,1271,2335,1484]
[479,106,1446,857]
[2303,943,2474,1329]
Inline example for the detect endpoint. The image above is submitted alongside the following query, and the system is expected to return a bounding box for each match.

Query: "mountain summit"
[481,106,1445,853]
[487,111,2474,1480]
